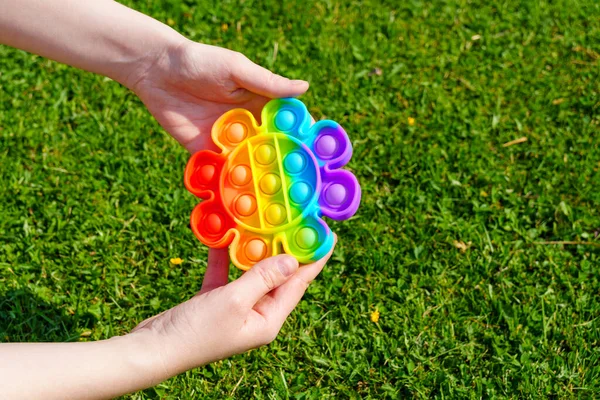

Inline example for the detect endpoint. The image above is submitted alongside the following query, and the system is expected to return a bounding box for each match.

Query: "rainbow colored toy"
[184,98,361,270]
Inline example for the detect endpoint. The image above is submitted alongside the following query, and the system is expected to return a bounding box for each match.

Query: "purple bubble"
[325,184,347,206]
[315,135,338,158]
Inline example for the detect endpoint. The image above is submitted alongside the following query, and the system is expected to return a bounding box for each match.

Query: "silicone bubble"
[184,98,361,270]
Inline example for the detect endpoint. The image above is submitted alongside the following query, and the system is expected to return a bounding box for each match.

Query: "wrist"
[123,321,204,384]
[116,330,174,388]
[114,28,189,93]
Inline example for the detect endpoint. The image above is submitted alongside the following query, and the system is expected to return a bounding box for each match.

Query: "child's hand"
[1,0,308,156]
[128,40,309,154]
[0,245,335,400]
[129,237,335,380]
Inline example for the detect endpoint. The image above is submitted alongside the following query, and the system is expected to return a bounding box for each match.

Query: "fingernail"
[278,256,297,276]
[291,79,308,86]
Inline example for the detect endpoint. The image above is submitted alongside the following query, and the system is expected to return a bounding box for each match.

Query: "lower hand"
[130,237,335,379]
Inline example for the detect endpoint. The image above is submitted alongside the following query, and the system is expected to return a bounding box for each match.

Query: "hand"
[130,237,336,378]
[129,40,310,154]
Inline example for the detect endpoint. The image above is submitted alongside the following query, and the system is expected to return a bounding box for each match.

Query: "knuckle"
[226,51,248,77]
[263,71,279,88]
[232,51,249,66]
[293,275,310,291]
[255,265,278,291]
[228,293,245,311]
[262,326,280,345]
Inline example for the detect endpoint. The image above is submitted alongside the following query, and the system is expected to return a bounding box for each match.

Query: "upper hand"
[129,40,309,153]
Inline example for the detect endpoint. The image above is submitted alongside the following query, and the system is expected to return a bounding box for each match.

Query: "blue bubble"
[289,181,311,204]
[275,109,296,131]
[284,152,305,174]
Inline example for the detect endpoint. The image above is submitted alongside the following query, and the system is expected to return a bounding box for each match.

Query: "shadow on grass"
[0,288,95,343]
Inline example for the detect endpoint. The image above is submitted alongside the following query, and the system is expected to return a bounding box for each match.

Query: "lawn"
[1,0,600,398]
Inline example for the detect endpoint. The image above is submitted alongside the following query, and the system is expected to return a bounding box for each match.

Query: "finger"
[253,237,337,323]
[226,254,299,307]
[232,55,309,99]
[198,248,230,295]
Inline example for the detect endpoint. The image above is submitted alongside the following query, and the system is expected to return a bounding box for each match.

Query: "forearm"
[0,0,185,88]
[0,332,168,400]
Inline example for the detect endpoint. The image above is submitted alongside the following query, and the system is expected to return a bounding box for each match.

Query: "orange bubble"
[227,123,247,143]
[235,194,257,217]
[246,239,267,261]
[230,165,251,186]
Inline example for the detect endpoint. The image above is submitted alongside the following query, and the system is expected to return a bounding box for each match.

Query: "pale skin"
[0,1,335,399]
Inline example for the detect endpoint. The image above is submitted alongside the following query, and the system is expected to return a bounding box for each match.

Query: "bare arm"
[0,334,160,400]
[0,0,181,88]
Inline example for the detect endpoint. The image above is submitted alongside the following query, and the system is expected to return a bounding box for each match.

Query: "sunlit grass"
[1,0,599,397]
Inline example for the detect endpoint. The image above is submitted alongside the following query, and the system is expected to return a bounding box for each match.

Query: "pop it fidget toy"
[184,98,361,270]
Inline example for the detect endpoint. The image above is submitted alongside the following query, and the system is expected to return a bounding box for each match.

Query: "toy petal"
[212,109,260,153]
[230,229,275,271]
[190,199,235,248]
[262,98,311,141]
[319,168,361,220]
[308,121,352,170]
[281,213,333,264]
[184,151,225,199]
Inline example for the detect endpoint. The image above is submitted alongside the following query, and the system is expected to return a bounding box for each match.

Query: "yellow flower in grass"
[170,257,183,265]
[408,117,416,126]
[370,310,380,323]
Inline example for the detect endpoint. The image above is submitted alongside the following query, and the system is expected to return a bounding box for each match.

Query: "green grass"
[1,0,600,398]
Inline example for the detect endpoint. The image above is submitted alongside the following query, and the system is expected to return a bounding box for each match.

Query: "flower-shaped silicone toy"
[184,98,361,270]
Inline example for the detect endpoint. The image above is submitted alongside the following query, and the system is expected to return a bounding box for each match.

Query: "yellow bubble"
[259,173,281,195]
[265,203,286,225]
[255,144,276,165]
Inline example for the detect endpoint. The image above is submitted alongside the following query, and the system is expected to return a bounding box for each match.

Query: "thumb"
[232,55,309,98]
[228,255,299,307]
